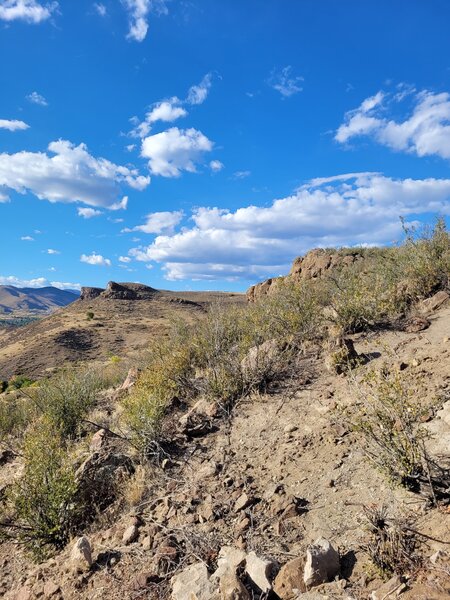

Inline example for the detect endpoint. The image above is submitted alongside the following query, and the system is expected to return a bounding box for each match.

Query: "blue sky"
[1,0,450,291]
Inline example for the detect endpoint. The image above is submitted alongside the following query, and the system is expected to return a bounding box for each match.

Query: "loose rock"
[303,537,340,588]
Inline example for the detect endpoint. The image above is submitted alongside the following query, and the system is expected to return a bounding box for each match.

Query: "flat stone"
[122,524,139,545]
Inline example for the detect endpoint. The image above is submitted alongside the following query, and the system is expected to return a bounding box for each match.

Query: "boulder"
[303,538,340,588]
[245,551,277,593]
[70,536,93,573]
[273,557,307,598]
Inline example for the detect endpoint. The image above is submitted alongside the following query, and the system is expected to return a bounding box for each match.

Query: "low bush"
[121,340,194,455]
[351,366,428,489]
[362,504,419,577]
[25,366,106,439]
[0,392,34,452]
[2,419,80,558]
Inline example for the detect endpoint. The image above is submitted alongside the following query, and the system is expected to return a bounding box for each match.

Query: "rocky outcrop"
[80,286,103,300]
[102,281,159,300]
[247,249,364,302]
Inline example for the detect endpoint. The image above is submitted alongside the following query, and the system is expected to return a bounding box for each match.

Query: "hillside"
[0,285,79,315]
[0,282,244,380]
[0,230,449,600]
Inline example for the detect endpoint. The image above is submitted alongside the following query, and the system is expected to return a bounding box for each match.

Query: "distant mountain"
[0,285,79,315]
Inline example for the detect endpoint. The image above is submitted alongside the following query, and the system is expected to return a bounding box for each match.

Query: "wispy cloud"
[268,66,303,98]
[26,90,48,106]
[122,0,169,42]
[20,235,34,241]
[123,210,184,234]
[93,2,106,17]
[336,87,450,159]
[232,170,251,180]
[47,248,60,254]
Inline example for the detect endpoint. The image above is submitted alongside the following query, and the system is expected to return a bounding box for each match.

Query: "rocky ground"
[1,293,449,599]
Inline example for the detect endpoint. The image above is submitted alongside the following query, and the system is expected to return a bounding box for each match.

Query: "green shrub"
[351,367,428,488]
[3,419,80,558]
[0,392,34,451]
[121,340,194,455]
[26,366,105,439]
[7,375,35,391]
[86,311,94,320]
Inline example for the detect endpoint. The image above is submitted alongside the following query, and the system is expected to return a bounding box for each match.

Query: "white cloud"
[93,2,106,16]
[336,89,450,159]
[0,275,80,290]
[27,91,48,106]
[0,0,57,23]
[21,235,34,241]
[47,248,60,254]
[269,66,303,98]
[80,252,111,266]
[209,160,224,172]
[141,127,213,177]
[122,0,168,42]
[232,170,251,179]
[119,255,131,263]
[124,210,184,234]
[77,207,102,218]
[0,118,29,131]
[187,73,212,105]
[130,98,188,138]
[0,139,150,208]
[128,173,450,281]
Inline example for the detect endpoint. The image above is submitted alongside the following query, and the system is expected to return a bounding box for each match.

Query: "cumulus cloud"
[0,118,29,131]
[0,275,80,290]
[0,0,57,23]
[130,99,187,138]
[124,210,184,234]
[269,66,303,98]
[77,207,102,218]
[141,127,213,177]
[80,252,111,266]
[122,0,168,42]
[336,89,450,159]
[0,139,150,208]
[27,91,48,106]
[128,173,450,281]
[119,255,131,263]
[209,160,224,172]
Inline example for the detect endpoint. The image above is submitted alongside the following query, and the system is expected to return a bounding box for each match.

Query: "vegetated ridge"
[0,222,449,600]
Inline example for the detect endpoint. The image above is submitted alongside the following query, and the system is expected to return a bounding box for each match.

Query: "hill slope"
[0,282,243,380]
[0,285,79,315]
